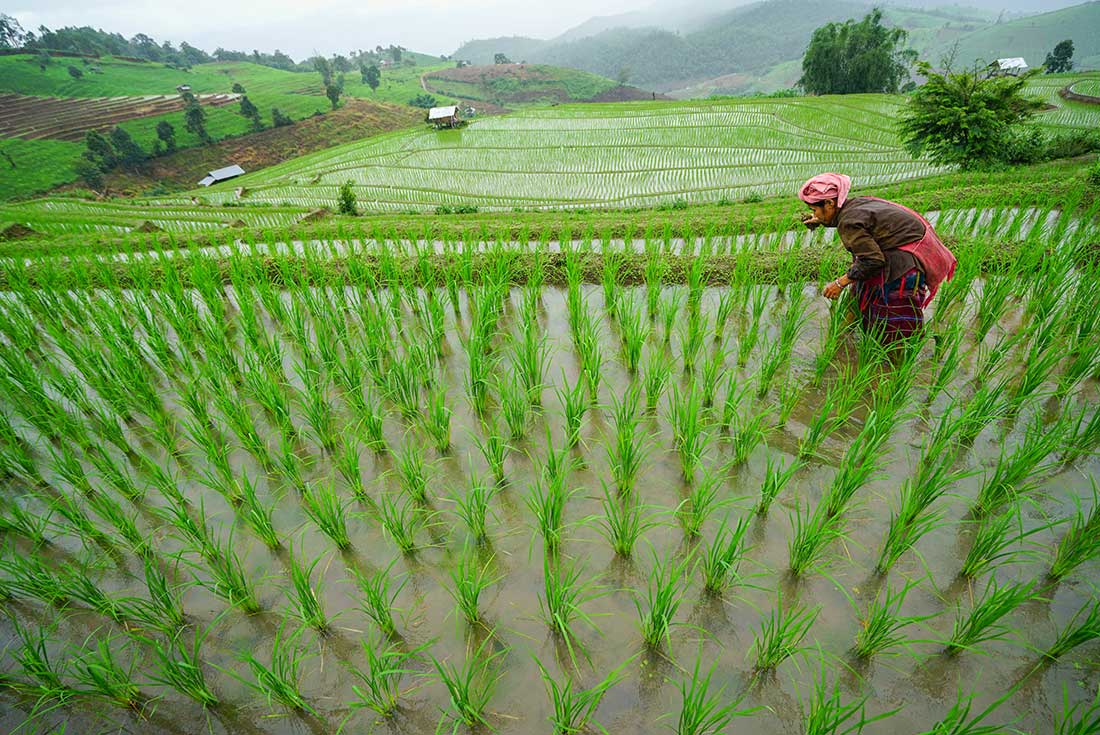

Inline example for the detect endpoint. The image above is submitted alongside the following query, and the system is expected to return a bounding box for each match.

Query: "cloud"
[8,0,643,58]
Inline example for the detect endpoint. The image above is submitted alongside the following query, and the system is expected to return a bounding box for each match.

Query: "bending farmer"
[798,173,956,341]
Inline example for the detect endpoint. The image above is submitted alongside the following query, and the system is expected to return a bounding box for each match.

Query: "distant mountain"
[456,0,1099,95]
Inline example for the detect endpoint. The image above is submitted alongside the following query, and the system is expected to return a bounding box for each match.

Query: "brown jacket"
[834,197,924,283]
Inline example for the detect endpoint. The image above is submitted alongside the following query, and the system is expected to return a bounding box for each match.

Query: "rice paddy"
[0,182,1098,735]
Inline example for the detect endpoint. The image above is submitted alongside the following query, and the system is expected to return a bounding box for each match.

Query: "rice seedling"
[376,490,424,555]
[636,551,691,649]
[974,275,1014,344]
[1046,599,1100,660]
[186,526,261,614]
[360,389,389,453]
[535,654,630,735]
[351,558,407,639]
[345,634,429,718]
[0,548,68,608]
[422,378,453,453]
[284,544,329,632]
[141,554,185,634]
[916,687,1010,735]
[557,373,588,449]
[645,254,666,320]
[1049,481,1100,580]
[392,439,430,504]
[606,384,647,495]
[302,480,352,550]
[498,372,531,441]
[232,620,316,714]
[852,578,934,659]
[57,562,130,624]
[597,481,657,558]
[1055,687,1100,735]
[448,547,497,624]
[512,305,550,405]
[803,651,895,735]
[945,579,1037,655]
[960,504,1048,579]
[876,459,965,574]
[926,320,966,405]
[540,553,605,665]
[751,595,819,673]
[618,293,648,374]
[714,288,737,344]
[812,297,852,387]
[527,466,577,554]
[788,500,846,577]
[679,465,731,539]
[822,415,890,518]
[737,285,768,367]
[602,249,622,321]
[1060,404,1100,466]
[701,515,750,595]
[642,349,673,414]
[8,617,72,706]
[661,291,684,345]
[576,312,604,401]
[757,453,801,516]
[146,624,219,708]
[729,403,769,467]
[679,308,706,373]
[0,495,49,548]
[432,633,507,732]
[669,381,710,483]
[68,632,142,710]
[971,414,1062,516]
[672,647,757,735]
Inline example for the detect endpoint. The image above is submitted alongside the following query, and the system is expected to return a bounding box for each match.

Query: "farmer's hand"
[801,214,822,230]
[823,276,850,300]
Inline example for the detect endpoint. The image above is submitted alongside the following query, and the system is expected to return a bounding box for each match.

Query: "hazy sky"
[6,0,645,58]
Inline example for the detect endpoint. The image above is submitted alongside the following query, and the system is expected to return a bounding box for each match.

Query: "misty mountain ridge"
[454,0,1098,94]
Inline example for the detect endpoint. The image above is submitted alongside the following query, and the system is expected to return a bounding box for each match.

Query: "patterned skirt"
[855,267,928,342]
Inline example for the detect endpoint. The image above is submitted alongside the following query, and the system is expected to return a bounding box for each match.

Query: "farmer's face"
[809,199,838,226]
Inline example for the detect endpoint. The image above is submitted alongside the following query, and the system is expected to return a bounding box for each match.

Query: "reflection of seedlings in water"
[945,579,1039,656]
[536,652,632,735]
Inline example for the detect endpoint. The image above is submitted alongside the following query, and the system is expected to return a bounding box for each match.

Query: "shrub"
[1088,158,1100,187]
[337,181,357,215]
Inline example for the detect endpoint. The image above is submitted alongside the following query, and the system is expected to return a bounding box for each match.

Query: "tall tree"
[361,63,381,92]
[313,56,334,86]
[898,61,1044,169]
[0,13,27,48]
[325,74,344,110]
[1044,40,1074,74]
[108,127,145,171]
[494,53,511,65]
[184,102,211,144]
[156,120,176,153]
[238,95,263,130]
[83,130,116,171]
[799,9,915,95]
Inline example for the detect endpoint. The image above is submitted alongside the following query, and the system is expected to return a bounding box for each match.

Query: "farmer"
[798,173,956,341]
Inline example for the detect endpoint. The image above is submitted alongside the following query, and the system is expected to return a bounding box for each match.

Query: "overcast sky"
[6,0,646,59]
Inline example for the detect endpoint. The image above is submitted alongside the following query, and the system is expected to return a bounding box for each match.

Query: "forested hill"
[453,0,1100,92]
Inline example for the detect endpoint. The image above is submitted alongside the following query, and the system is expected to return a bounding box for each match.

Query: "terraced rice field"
[0,195,1099,734]
[0,93,240,142]
[1068,78,1100,98]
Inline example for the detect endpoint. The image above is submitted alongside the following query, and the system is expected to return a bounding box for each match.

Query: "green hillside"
[927,1,1100,69]
[0,54,453,200]
[4,77,1096,235]
[423,63,653,107]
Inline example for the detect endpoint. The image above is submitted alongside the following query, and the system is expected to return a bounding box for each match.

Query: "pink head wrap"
[798,173,851,208]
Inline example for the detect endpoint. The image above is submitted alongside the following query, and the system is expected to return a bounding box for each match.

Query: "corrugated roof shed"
[996,57,1028,71]
[428,105,458,120]
[198,164,245,187]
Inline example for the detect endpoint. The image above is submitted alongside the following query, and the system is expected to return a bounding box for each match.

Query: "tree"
[231,82,245,93]
[337,181,358,215]
[74,157,105,190]
[1044,40,1074,74]
[271,107,293,127]
[494,53,511,65]
[155,120,176,153]
[898,61,1044,169]
[313,56,334,86]
[408,93,437,109]
[616,66,631,86]
[325,74,344,110]
[184,101,211,144]
[239,95,263,130]
[108,127,145,171]
[389,45,402,64]
[799,9,915,95]
[83,130,117,173]
[361,63,380,92]
[67,65,83,80]
[0,13,28,48]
